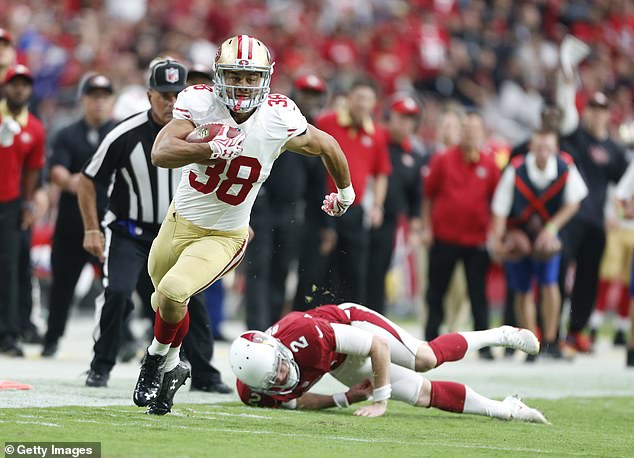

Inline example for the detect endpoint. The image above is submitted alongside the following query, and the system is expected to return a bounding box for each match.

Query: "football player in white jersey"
[133,35,354,415]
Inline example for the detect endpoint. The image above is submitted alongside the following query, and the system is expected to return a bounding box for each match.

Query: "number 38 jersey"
[237,305,351,407]
[172,84,308,230]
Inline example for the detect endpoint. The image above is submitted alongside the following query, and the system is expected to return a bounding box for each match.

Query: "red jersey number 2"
[189,156,262,206]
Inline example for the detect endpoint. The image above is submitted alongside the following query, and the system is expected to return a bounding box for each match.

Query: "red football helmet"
[214,35,274,113]
[229,330,299,395]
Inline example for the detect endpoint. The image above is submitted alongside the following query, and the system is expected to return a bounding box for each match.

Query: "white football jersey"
[172,85,308,230]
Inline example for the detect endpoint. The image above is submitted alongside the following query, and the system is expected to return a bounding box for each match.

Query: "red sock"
[429,381,466,413]
[154,309,182,345]
[617,284,631,318]
[428,333,468,366]
[171,310,190,347]
[596,279,610,312]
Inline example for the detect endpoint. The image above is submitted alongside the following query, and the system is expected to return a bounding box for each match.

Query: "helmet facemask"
[257,340,299,395]
[214,66,272,113]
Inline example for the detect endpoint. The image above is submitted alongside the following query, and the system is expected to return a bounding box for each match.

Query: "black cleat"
[613,330,626,346]
[146,362,190,415]
[41,341,58,358]
[86,369,109,387]
[190,380,232,394]
[0,337,24,357]
[133,351,167,407]
[540,342,564,359]
[478,347,495,360]
[525,353,538,363]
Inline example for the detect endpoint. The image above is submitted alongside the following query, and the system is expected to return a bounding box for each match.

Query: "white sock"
[164,346,181,372]
[147,338,170,356]
[588,311,604,329]
[615,316,630,332]
[458,328,504,352]
[463,386,511,420]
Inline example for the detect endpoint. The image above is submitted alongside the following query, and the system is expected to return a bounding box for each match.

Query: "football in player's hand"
[503,229,532,261]
[532,237,562,261]
[185,122,242,143]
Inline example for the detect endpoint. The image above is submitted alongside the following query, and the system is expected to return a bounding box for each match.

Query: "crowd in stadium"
[0,0,633,384]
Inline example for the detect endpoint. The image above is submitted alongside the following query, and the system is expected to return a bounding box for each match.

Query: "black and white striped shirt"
[83,110,180,228]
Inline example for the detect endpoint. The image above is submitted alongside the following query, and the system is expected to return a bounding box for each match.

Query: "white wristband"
[332,392,350,408]
[372,384,392,402]
[281,399,297,410]
[337,185,355,205]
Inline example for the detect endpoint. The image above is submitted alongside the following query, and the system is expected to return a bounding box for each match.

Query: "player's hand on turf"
[208,125,246,161]
[353,400,387,418]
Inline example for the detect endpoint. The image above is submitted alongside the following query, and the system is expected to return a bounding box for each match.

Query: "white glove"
[321,185,355,217]
[208,124,246,161]
[0,117,21,147]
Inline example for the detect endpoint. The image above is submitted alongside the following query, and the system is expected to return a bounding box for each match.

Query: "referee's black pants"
[560,219,606,335]
[90,229,221,385]
[45,230,97,345]
[425,240,490,341]
[0,199,21,344]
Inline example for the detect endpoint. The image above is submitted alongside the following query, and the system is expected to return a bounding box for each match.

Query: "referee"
[78,58,230,392]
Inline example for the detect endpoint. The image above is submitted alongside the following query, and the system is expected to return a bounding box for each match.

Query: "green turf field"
[2,397,633,457]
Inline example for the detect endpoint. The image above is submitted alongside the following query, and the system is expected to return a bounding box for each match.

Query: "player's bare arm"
[151,119,222,168]
[77,174,105,262]
[353,335,391,417]
[285,124,351,188]
[294,380,372,410]
[285,124,355,216]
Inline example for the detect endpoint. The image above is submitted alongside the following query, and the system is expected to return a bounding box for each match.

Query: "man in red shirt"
[316,79,391,304]
[422,111,500,353]
[0,64,45,356]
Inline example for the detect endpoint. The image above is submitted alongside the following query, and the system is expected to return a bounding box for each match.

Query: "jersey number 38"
[188,156,262,205]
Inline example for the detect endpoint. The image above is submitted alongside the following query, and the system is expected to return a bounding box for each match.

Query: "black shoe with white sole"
[133,351,167,407]
[146,362,190,415]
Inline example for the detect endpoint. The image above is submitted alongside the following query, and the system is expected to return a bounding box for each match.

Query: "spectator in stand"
[422,111,500,358]
[557,74,629,354]
[366,94,423,315]
[317,78,391,305]
[490,128,588,361]
[0,64,46,356]
[42,73,116,357]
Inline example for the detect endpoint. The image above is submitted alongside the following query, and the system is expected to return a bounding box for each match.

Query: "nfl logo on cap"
[165,68,179,84]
